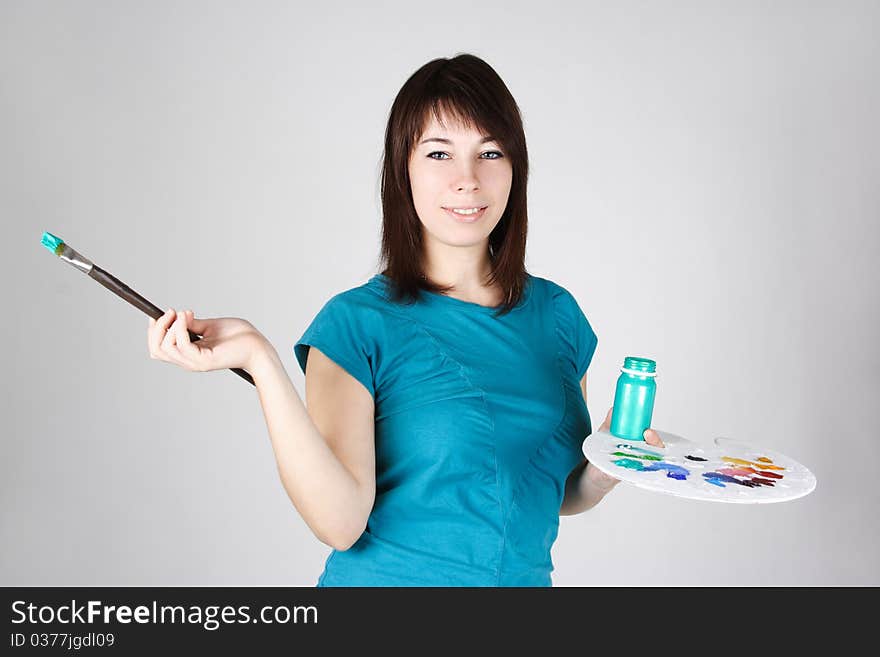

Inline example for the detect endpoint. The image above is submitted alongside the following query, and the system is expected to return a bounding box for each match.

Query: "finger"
[186,311,210,336]
[170,310,191,354]
[150,308,176,358]
[175,310,204,368]
[598,406,613,432]
[161,312,195,369]
[161,313,179,350]
[643,429,666,448]
[160,309,183,354]
[174,309,189,345]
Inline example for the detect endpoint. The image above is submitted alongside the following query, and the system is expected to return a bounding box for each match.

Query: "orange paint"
[721,456,785,471]
[720,465,785,479]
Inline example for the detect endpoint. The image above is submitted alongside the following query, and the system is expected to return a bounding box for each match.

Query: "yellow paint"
[721,456,785,471]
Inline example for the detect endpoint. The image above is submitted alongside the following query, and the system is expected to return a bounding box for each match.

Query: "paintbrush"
[40,231,255,386]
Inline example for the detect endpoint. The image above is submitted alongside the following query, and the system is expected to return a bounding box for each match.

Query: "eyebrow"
[418,136,498,146]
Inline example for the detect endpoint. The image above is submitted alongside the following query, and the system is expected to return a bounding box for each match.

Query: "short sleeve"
[293,294,377,398]
[550,284,598,380]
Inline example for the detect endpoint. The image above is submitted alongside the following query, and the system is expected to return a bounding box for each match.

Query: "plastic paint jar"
[609,357,657,441]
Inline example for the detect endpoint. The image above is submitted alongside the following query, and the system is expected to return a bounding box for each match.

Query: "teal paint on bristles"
[41,231,64,255]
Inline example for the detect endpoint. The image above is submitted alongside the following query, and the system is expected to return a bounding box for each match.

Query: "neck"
[422,243,494,293]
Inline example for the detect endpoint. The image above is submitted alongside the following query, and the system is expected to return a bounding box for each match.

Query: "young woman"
[147,53,664,586]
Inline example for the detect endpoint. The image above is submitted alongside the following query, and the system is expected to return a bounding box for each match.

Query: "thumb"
[598,406,613,431]
[184,311,211,335]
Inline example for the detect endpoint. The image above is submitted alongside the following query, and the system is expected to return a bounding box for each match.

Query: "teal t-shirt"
[293,273,597,586]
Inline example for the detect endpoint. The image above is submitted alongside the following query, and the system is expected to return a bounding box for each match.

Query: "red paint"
[757,470,783,479]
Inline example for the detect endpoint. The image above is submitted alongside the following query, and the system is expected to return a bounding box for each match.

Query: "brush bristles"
[41,231,64,255]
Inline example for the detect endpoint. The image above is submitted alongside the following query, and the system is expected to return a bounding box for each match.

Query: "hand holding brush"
[147,309,269,379]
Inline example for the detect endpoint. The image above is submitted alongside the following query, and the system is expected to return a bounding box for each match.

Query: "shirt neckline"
[372,273,533,313]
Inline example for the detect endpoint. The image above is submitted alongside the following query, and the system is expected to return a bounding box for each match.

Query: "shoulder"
[300,276,412,353]
[294,277,390,382]
[533,276,598,377]
[527,274,579,308]
[316,276,390,318]
[532,274,597,336]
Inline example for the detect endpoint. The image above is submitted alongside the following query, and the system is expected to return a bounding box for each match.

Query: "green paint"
[41,231,64,255]
[610,451,662,461]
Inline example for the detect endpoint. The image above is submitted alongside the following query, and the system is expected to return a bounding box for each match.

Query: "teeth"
[450,207,482,215]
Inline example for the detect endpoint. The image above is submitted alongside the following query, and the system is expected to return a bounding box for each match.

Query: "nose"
[451,163,480,193]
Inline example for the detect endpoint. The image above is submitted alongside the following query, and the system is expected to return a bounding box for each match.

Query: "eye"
[426,151,505,160]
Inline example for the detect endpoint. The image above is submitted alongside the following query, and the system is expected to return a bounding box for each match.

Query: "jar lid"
[620,367,657,377]
[621,356,657,376]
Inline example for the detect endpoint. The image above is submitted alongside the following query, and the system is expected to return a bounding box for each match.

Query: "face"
[408,112,513,253]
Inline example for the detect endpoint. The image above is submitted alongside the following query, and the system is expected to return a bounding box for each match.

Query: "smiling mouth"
[443,206,487,222]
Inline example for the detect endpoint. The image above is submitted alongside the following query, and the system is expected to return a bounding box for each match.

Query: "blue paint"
[612,457,690,481]
[703,474,727,488]
[702,472,767,488]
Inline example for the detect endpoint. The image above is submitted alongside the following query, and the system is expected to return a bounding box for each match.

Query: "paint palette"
[582,430,816,503]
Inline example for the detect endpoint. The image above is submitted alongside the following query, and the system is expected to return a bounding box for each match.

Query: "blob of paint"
[719,466,785,480]
[41,231,64,255]
[615,444,663,457]
[718,467,754,477]
[757,470,783,480]
[721,456,785,471]
[610,451,662,461]
[702,471,777,488]
[612,457,690,481]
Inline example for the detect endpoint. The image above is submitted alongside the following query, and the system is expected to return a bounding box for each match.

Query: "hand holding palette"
[582,430,816,503]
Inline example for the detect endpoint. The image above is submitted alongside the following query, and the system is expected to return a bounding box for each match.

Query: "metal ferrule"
[58,243,94,274]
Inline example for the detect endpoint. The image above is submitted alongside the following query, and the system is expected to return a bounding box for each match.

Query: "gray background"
[2,0,877,586]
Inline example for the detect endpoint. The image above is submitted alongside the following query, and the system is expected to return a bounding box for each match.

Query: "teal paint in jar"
[609,357,657,441]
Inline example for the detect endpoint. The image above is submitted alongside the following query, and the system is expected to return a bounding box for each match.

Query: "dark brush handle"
[88,265,256,386]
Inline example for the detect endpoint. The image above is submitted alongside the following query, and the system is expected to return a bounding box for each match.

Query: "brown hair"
[375,53,530,318]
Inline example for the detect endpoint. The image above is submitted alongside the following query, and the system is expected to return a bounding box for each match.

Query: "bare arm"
[559,373,617,515]
[146,309,375,549]
[250,339,376,550]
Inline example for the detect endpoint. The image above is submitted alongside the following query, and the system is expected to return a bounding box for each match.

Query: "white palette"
[582,430,816,504]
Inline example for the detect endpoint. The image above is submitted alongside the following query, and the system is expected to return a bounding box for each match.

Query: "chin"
[437,237,487,249]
